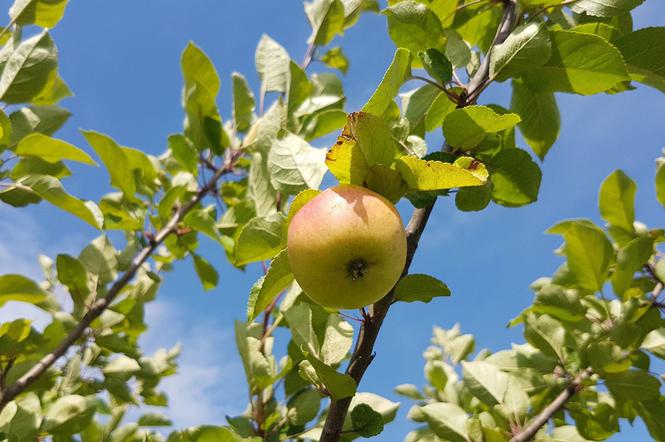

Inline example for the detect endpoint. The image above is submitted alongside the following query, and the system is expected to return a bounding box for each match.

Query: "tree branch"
[319,4,519,440]
[510,368,593,442]
[0,149,241,412]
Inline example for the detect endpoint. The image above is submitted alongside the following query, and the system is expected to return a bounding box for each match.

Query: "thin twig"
[510,368,593,442]
[529,0,580,22]
[301,43,317,70]
[318,2,519,440]
[409,75,460,104]
[0,149,242,411]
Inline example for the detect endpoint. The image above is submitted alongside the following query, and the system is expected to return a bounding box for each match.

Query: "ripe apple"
[287,184,407,309]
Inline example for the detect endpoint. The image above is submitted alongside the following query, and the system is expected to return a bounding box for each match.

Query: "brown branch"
[301,43,317,70]
[319,2,519,440]
[510,368,592,442]
[0,149,241,412]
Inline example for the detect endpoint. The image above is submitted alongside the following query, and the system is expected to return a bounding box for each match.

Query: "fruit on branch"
[287,184,407,309]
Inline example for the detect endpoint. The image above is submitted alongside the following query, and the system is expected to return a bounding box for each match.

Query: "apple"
[287,184,407,309]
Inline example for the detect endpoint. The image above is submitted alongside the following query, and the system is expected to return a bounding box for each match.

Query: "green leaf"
[350,403,384,437]
[10,0,69,28]
[461,360,507,406]
[533,284,586,322]
[424,92,456,132]
[599,169,636,233]
[548,221,613,292]
[490,148,542,206]
[394,273,450,303]
[572,22,625,43]
[442,105,520,150]
[9,105,71,145]
[657,159,665,208]
[550,425,595,442]
[0,109,11,145]
[267,133,327,194]
[79,235,117,285]
[247,152,277,217]
[0,31,57,103]
[455,184,491,212]
[573,402,619,440]
[641,328,665,359]
[615,27,665,93]
[524,30,629,95]
[184,208,221,242]
[321,315,354,365]
[588,341,631,373]
[321,47,349,74]
[394,383,424,400]
[305,0,346,45]
[285,303,320,355]
[181,41,220,100]
[287,389,321,426]
[418,48,452,84]
[181,42,222,151]
[20,175,103,228]
[247,249,293,321]
[56,254,90,305]
[364,163,408,203]
[232,72,255,132]
[192,253,219,291]
[31,70,72,105]
[612,236,654,297]
[571,0,644,18]
[301,349,357,400]
[396,156,488,191]
[42,395,96,435]
[511,79,560,159]
[385,1,443,58]
[103,355,141,375]
[81,130,136,199]
[605,370,661,402]
[234,213,286,266]
[138,413,172,427]
[287,61,312,118]
[256,35,290,95]
[15,133,96,166]
[0,393,40,441]
[524,314,566,361]
[635,398,665,441]
[490,23,551,79]
[10,156,70,179]
[168,133,198,173]
[421,403,469,442]
[0,274,47,306]
[362,48,411,116]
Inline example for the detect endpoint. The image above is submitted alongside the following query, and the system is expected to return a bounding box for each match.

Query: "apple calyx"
[347,258,369,281]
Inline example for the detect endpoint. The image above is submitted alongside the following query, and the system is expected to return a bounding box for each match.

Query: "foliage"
[400,164,665,441]
[0,0,662,441]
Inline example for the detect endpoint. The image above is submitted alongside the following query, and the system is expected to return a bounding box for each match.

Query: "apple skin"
[287,184,407,309]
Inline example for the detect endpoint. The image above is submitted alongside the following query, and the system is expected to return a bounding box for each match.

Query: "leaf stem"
[409,75,460,104]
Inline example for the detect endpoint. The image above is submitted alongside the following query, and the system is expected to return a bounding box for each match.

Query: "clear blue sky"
[1,0,665,439]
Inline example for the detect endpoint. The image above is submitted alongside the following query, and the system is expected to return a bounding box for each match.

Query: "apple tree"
[0,0,663,441]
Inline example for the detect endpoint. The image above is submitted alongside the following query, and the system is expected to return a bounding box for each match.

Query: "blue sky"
[1,0,665,440]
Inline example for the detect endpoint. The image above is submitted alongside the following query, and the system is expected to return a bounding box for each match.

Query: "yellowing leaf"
[396,156,488,191]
